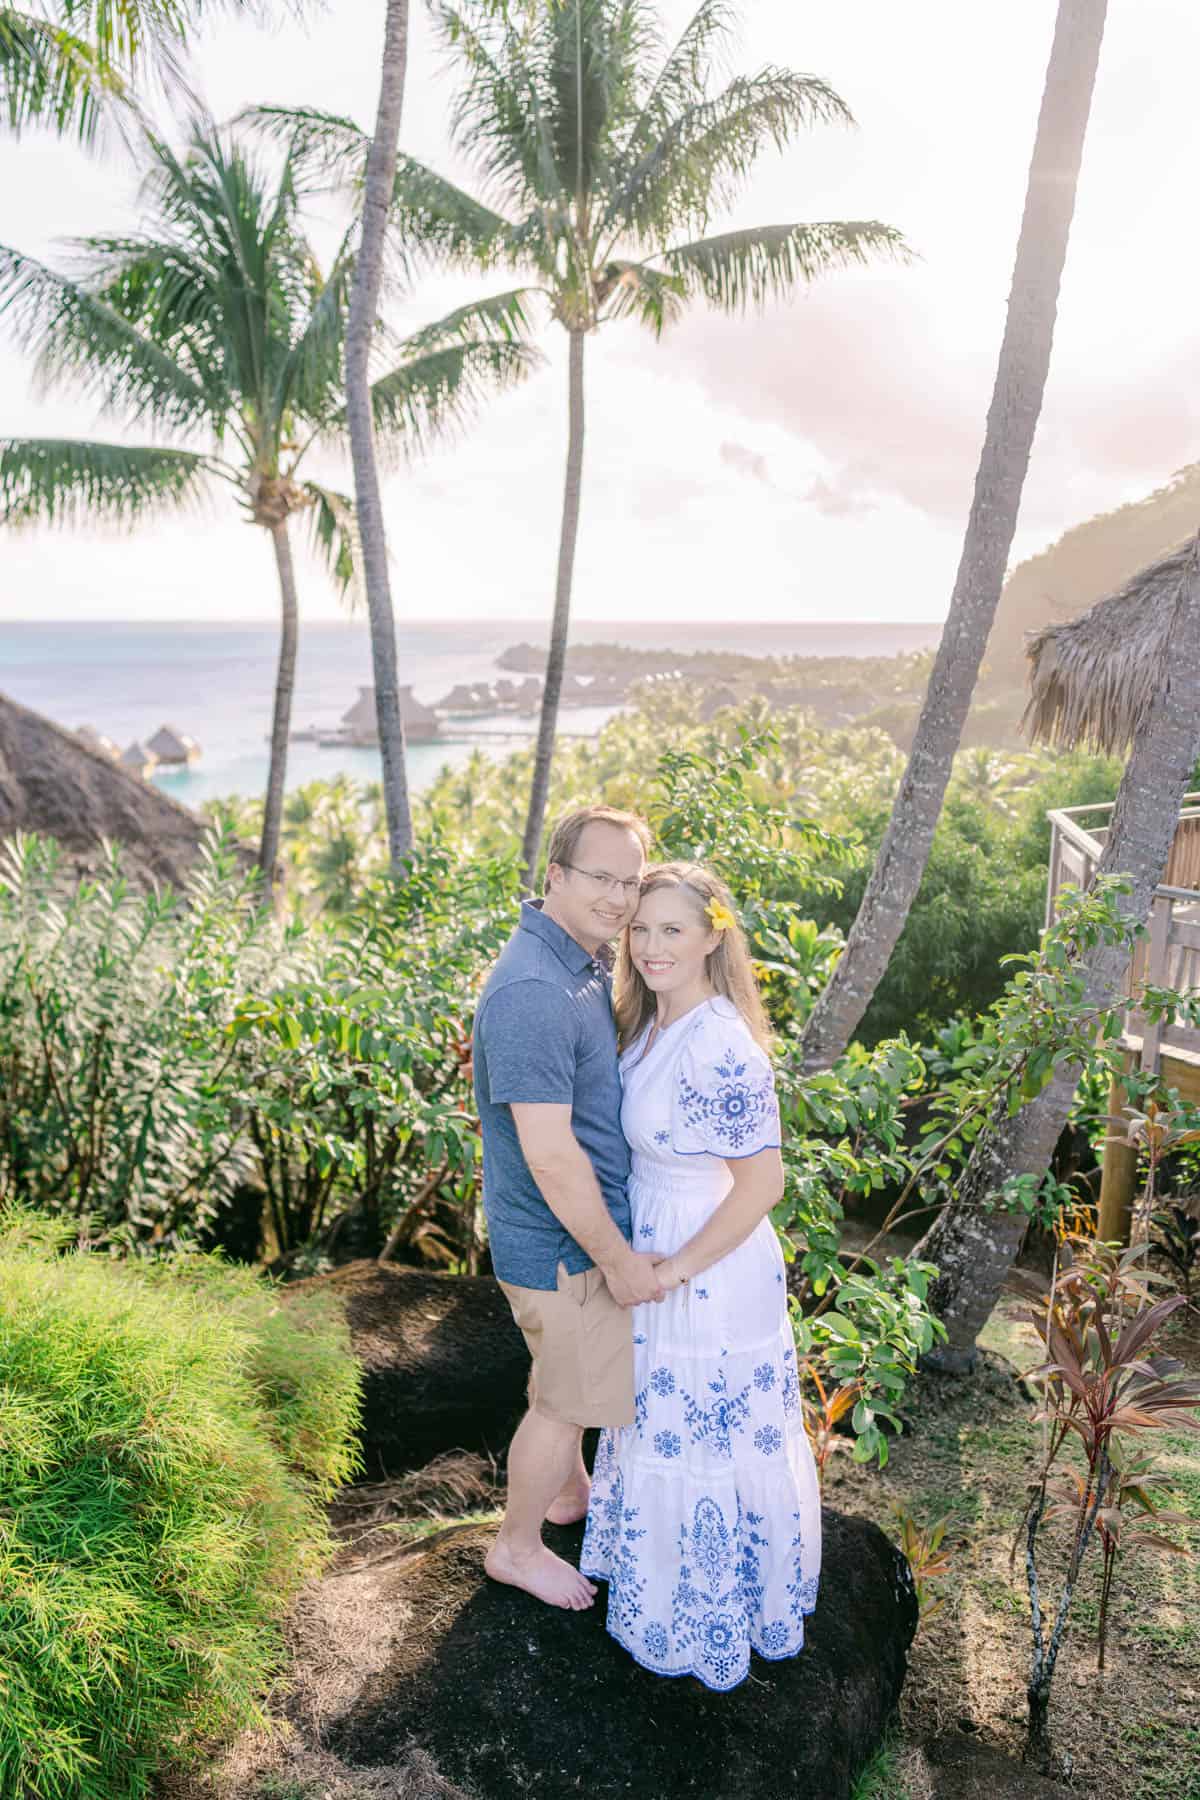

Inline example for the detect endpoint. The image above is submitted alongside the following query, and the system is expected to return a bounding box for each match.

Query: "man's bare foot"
[545,1478,590,1526]
[485,1537,598,1610]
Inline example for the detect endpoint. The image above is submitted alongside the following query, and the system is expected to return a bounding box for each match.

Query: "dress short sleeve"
[672,1006,780,1159]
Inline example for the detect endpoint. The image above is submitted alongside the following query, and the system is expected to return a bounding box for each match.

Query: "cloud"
[719,441,770,483]
[801,471,878,519]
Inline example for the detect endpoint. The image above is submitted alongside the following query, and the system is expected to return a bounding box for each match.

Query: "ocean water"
[0,617,942,806]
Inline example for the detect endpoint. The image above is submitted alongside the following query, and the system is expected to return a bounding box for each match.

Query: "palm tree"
[0,118,535,877]
[0,1,297,145]
[915,538,1200,1370]
[798,0,1110,1072]
[345,0,415,869]
[269,0,905,881]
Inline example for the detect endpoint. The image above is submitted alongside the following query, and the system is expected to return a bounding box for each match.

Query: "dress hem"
[578,1578,818,1693]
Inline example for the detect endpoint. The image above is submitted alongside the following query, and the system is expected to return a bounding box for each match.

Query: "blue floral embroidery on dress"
[781,1355,801,1419]
[753,1362,776,1393]
[786,1513,820,1623]
[586,1471,648,1635]
[654,1129,670,1145]
[676,1046,776,1153]
[665,1496,749,1687]
[639,1222,655,1238]
[761,1620,790,1654]
[681,1374,751,1457]
[695,1287,710,1299]
[644,1622,669,1659]
[654,1430,681,1458]
[650,1367,675,1397]
[754,1424,782,1456]
[633,1333,647,1345]
[634,1386,648,1436]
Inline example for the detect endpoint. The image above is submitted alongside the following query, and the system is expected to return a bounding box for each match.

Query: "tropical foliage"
[0,0,294,145]
[0,115,535,874]
[0,1207,360,1800]
[253,0,906,875]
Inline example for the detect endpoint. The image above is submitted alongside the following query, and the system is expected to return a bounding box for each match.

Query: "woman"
[580,863,821,1690]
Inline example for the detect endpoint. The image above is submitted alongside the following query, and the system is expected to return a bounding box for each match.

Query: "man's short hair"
[543,805,651,894]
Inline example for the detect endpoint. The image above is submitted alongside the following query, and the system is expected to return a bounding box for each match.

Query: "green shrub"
[0,1212,361,1800]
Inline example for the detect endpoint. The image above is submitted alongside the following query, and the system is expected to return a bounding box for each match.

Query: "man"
[473,803,662,1610]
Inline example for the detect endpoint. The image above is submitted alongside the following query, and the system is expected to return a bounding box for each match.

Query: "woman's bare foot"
[545,1477,590,1526]
[485,1537,598,1610]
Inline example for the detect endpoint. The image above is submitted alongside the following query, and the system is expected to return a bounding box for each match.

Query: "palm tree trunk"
[345,0,413,870]
[260,517,300,882]
[915,540,1200,1369]
[799,0,1109,1074]
[520,326,586,886]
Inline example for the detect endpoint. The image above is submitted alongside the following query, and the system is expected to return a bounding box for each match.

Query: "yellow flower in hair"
[705,897,736,933]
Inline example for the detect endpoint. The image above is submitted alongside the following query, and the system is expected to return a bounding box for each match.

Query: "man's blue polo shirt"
[473,899,631,1290]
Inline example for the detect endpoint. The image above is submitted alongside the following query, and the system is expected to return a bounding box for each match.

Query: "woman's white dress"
[580,996,822,1691]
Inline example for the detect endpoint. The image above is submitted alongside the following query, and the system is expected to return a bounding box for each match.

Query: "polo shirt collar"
[519,898,610,975]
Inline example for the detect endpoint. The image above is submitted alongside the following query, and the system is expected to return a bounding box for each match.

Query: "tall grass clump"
[0,1211,361,1800]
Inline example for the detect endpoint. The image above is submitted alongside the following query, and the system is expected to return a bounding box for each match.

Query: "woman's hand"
[653,1257,689,1292]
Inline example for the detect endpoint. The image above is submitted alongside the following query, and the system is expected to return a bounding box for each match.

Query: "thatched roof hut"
[1023,540,1194,754]
[75,724,120,760]
[341,686,440,744]
[147,724,201,765]
[0,692,210,887]
[120,740,157,778]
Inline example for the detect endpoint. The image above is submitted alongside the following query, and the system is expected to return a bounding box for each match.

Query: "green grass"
[851,1734,911,1800]
[0,1211,361,1800]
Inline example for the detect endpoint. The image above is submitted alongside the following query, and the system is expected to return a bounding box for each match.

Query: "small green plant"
[891,1505,955,1623]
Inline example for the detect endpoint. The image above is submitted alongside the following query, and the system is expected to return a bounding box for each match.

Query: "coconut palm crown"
[307,0,907,877]
[0,117,536,875]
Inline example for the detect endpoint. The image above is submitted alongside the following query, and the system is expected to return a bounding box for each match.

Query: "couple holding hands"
[472,804,821,1693]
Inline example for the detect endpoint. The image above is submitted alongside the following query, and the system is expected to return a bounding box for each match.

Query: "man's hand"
[602,1250,666,1308]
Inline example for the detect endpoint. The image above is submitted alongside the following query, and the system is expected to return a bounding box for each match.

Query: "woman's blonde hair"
[614,862,773,1054]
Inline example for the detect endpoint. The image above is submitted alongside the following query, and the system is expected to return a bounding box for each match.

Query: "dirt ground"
[839,1297,1200,1800]
[161,1299,1200,1800]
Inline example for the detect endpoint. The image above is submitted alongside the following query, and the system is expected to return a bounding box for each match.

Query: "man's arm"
[511,1103,664,1307]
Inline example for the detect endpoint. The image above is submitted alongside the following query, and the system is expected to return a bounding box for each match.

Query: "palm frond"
[0,9,124,144]
[396,286,541,359]
[0,436,217,529]
[390,153,519,271]
[606,70,854,242]
[621,0,735,154]
[0,242,213,431]
[237,102,371,193]
[432,2,566,214]
[302,479,359,597]
[367,335,540,459]
[651,219,910,312]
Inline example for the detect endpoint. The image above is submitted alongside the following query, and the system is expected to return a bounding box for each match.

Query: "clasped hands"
[604,1249,689,1308]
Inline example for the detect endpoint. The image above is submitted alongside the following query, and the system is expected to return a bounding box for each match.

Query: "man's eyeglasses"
[561,863,642,898]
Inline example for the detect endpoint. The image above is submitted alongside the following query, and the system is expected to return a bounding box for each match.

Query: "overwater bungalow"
[147,724,201,766]
[75,724,120,760]
[337,685,440,745]
[1032,543,1200,1237]
[119,740,157,779]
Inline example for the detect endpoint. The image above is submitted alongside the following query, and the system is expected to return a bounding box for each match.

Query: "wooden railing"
[1045,795,1200,1070]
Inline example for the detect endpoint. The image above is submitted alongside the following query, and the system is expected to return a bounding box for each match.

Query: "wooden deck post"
[1097,1052,1137,1247]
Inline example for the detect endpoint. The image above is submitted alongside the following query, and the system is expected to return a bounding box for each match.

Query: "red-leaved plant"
[1015,1244,1200,1761]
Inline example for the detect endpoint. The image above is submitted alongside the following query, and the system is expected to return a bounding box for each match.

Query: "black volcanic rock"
[324,1512,917,1800]
[287,1260,528,1477]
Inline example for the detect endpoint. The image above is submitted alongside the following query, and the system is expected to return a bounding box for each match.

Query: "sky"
[2,0,1199,626]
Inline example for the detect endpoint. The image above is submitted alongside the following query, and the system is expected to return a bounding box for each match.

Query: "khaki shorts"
[499,1262,635,1429]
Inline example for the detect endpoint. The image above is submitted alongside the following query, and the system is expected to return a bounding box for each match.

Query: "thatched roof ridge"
[0,691,209,888]
[1023,539,1196,753]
